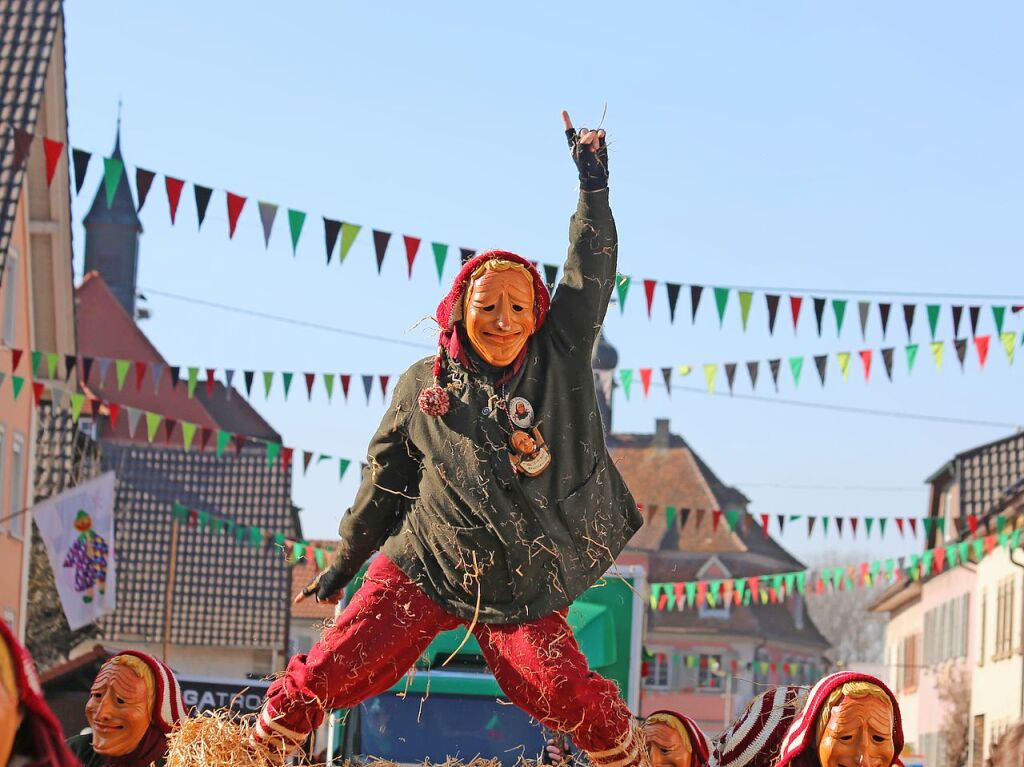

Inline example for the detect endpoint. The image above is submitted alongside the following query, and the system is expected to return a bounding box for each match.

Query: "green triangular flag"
[665,586,677,611]
[927,305,940,339]
[713,287,729,327]
[971,539,984,561]
[615,275,631,314]
[145,412,161,443]
[46,352,59,379]
[70,393,85,422]
[187,367,199,398]
[171,503,189,523]
[314,548,326,569]
[620,369,633,400]
[339,458,351,480]
[993,306,1006,335]
[432,242,449,283]
[946,545,958,568]
[103,156,124,207]
[339,223,361,262]
[649,583,662,610]
[115,359,130,390]
[958,541,969,563]
[11,376,24,401]
[266,441,281,468]
[181,422,196,452]
[724,510,741,532]
[837,352,851,382]
[248,526,262,548]
[906,344,919,372]
[287,209,306,255]
[684,581,696,607]
[216,430,232,457]
[1001,332,1016,364]
[931,341,944,371]
[703,363,717,393]
[788,356,803,387]
[31,351,43,377]
[665,506,677,529]
[738,291,753,331]
[322,373,335,401]
[263,371,274,398]
[865,517,874,537]
[922,517,934,536]
[281,372,293,400]
[796,572,807,594]
[879,518,888,537]
[822,516,830,535]
[832,300,847,336]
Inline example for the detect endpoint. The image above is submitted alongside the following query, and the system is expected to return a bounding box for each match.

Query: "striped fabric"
[775,672,904,767]
[253,702,306,755]
[112,650,186,732]
[708,685,808,767]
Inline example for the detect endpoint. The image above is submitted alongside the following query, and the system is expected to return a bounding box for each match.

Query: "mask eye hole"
[512,304,524,312]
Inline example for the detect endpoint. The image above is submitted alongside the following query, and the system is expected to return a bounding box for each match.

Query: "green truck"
[325,563,646,766]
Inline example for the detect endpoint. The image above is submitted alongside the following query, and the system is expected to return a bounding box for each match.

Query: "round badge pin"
[508,397,535,429]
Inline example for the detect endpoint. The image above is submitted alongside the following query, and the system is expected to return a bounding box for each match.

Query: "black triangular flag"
[776,514,785,534]
[373,230,392,273]
[459,248,476,265]
[544,264,559,294]
[969,306,980,336]
[724,363,737,394]
[746,361,759,390]
[661,367,673,397]
[903,304,915,340]
[690,285,704,323]
[64,354,77,381]
[361,374,374,404]
[952,305,963,337]
[136,168,155,212]
[169,366,181,389]
[243,370,255,395]
[665,283,681,323]
[858,301,871,339]
[765,294,780,335]
[324,218,341,265]
[194,184,213,230]
[72,148,91,193]
[836,517,845,536]
[814,354,827,386]
[768,359,781,391]
[12,127,33,171]
[813,297,826,336]
[82,356,94,384]
[881,347,894,381]
[954,339,967,369]
[679,508,691,530]
[878,303,891,338]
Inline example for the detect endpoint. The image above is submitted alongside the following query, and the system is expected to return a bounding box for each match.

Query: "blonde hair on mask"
[461,259,536,318]
[645,712,691,745]
[0,639,15,699]
[816,682,892,744]
[107,655,156,709]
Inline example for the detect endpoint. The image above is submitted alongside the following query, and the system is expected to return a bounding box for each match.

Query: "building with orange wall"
[0,1,77,638]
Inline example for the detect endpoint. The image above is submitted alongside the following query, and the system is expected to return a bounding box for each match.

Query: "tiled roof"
[955,431,1024,519]
[291,540,341,621]
[0,0,61,280]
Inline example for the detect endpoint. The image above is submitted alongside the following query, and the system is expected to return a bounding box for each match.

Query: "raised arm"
[547,111,618,357]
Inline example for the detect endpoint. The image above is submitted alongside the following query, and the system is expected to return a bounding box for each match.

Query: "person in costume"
[67,651,186,767]
[707,685,808,767]
[0,618,79,766]
[546,711,710,767]
[254,112,645,767]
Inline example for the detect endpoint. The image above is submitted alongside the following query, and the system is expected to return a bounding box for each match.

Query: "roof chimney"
[654,418,671,448]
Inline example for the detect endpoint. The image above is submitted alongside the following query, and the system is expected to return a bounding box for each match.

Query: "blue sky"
[63,1,1023,566]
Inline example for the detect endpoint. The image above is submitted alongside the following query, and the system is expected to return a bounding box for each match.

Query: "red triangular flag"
[108,402,120,429]
[639,368,652,398]
[984,534,997,555]
[760,514,770,537]
[934,547,946,572]
[403,235,421,279]
[859,349,872,380]
[32,382,44,407]
[379,375,390,400]
[968,515,978,535]
[206,368,216,398]
[790,296,803,333]
[281,447,294,472]
[340,374,351,400]
[908,518,918,537]
[134,361,147,390]
[11,349,22,372]
[974,335,990,368]
[43,138,64,186]
[895,517,905,536]
[643,279,657,318]
[304,373,316,400]
[226,192,247,239]
[164,418,177,444]
[850,517,859,536]
[302,450,313,475]
[165,177,185,224]
[199,427,213,452]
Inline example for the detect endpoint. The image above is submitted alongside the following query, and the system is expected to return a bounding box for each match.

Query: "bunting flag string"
[170,502,333,570]
[641,647,827,687]
[11,127,1021,335]
[649,523,1022,612]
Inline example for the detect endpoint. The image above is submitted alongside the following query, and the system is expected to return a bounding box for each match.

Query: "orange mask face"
[644,720,694,767]
[86,663,153,756]
[817,695,895,767]
[463,267,536,368]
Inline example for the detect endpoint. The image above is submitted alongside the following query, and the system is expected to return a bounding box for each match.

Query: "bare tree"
[804,550,887,665]
[936,666,971,767]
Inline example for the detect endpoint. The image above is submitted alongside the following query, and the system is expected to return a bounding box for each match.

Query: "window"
[644,651,670,689]
[995,576,1015,658]
[8,434,24,539]
[899,633,920,692]
[2,249,16,346]
[972,715,986,767]
[925,594,971,666]
[979,588,987,666]
[698,654,723,690]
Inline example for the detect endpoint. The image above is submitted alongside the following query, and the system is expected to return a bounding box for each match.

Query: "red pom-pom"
[418,386,450,416]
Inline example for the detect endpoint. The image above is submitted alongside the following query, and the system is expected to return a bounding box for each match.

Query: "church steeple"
[83,114,143,318]
[592,331,618,433]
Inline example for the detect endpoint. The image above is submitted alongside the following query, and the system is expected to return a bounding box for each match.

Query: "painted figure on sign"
[62,509,109,604]
[250,112,647,767]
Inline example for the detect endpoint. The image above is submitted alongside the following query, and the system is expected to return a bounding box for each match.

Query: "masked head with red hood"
[645,710,710,767]
[0,618,79,766]
[67,650,186,767]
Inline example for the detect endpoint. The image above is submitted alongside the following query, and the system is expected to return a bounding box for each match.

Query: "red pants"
[257,556,644,767]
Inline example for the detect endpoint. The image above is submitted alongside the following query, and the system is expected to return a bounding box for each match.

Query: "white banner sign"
[35,472,117,630]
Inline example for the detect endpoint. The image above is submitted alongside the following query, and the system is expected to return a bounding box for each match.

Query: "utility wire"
[673,283,1024,301]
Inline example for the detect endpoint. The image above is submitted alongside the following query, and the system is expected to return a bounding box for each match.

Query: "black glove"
[566,126,609,192]
[300,564,351,603]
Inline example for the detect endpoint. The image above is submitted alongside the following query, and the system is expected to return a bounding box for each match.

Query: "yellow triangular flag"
[837,352,851,382]
[678,365,692,377]
[930,341,944,371]
[1001,332,1016,364]
[703,363,717,393]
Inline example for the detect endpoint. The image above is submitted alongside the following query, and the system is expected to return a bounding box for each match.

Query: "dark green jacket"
[333,188,641,623]
[66,733,167,767]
